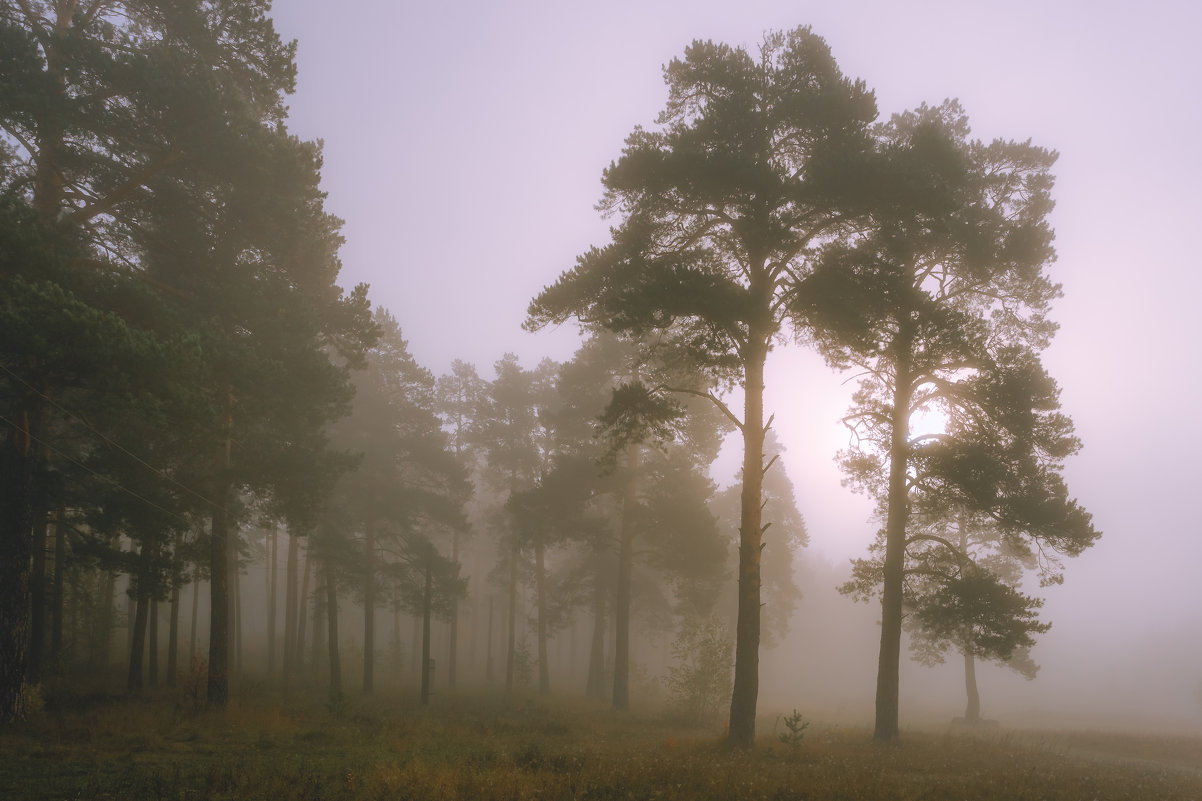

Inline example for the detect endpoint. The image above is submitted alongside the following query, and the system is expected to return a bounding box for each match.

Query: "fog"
[243,0,1202,736]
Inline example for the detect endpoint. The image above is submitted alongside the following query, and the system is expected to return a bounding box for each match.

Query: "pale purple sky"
[272,1,1202,725]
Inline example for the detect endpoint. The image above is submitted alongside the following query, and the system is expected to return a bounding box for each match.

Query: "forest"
[2,2,1199,799]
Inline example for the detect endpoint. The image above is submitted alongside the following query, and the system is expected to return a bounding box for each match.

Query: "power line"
[0,411,195,528]
[0,361,224,511]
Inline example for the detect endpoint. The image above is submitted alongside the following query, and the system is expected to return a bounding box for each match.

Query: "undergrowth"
[2,682,1200,801]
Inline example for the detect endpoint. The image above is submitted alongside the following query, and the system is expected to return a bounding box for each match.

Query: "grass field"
[3,681,1200,800]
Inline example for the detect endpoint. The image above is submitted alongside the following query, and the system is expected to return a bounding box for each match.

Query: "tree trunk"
[963,649,981,723]
[325,558,340,698]
[311,556,325,678]
[166,582,180,686]
[207,482,231,707]
[207,394,233,707]
[728,340,767,748]
[535,539,550,695]
[29,513,48,683]
[189,574,199,662]
[267,525,278,676]
[50,510,64,668]
[296,542,311,674]
[0,412,37,721]
[449,532,459,690]
[485,596,494,686]
[586,574,606,700]
[148,597,159,686]
[127,567,148,693]
[363,523,375,694]
[505,548,517,691]
[232,527,243,677]
[93,559,117,670]
[421,561,433,705]
[283,528,299,675]
[874,334,914,743]
[613,444,638,710]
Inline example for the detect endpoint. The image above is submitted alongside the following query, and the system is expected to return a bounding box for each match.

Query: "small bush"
[664,616,732,726]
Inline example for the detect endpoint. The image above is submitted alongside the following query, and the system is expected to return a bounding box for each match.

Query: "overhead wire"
[0,361,225,512]
[0,411,195,528]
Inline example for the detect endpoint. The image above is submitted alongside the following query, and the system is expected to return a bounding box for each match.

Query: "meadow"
[3,678,1200,801]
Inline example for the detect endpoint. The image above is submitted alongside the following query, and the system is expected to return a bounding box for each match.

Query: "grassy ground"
[3,681,1201,800]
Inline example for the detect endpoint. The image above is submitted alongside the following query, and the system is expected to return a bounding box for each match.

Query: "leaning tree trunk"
[728,333,768,749]
[874,331,914,743]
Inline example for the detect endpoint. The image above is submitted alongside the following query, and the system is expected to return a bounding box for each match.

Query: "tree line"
[0,3,1097,748]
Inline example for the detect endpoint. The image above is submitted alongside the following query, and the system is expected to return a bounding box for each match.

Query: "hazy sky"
[271,1,1202,724]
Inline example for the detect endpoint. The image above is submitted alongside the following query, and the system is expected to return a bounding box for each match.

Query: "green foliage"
[665,616,732,726]
[778,709,810,748]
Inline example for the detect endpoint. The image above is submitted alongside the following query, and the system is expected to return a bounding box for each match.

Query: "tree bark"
[206,391,233,707]
[362,523,375,694]
[0,413,37,721]
[420,561,433,705]
[311,555,325,678]
[232,527,242,677]
[485,596,494,686]
[586,574,607,700]
[296,542,311,674]
[127,565,148,693]
[166,582,180,686]
[267,525,278,675]
[613,444,638,711]
[325,558,340,698]
[50,510,64,668]
[535,539,550,695]
[29,513,48,683]
[448,532,459,690]
[963,649,981,723]
[874,331,914,743]
[148,597,159,686]
[283,528,299,675]
[505,548,517,691]
[728,337,768,748]
[207,486,231,706]
[189,574,199,662]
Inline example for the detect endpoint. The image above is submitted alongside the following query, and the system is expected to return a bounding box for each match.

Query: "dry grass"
[2,682,1201,800]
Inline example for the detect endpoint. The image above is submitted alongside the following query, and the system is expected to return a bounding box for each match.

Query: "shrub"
[664,616,732,726]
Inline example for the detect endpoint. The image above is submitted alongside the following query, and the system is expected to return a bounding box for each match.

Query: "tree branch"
[660,384,744,432]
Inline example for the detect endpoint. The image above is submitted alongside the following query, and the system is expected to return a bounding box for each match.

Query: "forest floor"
[3,678,1202,801]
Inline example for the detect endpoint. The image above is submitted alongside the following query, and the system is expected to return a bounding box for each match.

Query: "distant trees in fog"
[0,2,1098,748]
[529,29,1098,745]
